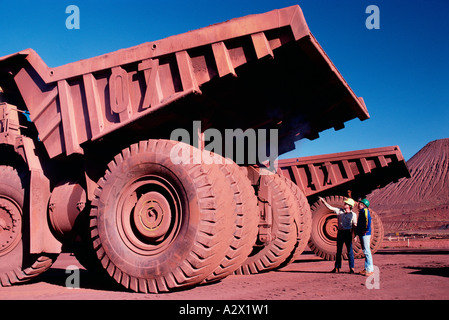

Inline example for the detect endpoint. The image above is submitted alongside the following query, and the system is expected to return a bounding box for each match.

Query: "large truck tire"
[235,172,297,275]
[0,166,56,286]
[369,209,384,254]
[277,175,312,268]
[89,139,236,293]
[204,160,259,283]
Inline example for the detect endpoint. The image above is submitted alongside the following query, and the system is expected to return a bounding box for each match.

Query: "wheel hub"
[0,197,22,256]
[316,213,338,245]
[117,175,182,255]
[324,216,338,240]
[133,192,171,241]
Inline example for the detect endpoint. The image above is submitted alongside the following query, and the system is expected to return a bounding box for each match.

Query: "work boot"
[349,268,355,274]
[330,268,340,273]
[359,269,367,275]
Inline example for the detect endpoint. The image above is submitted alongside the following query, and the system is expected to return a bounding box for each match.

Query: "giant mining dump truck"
[0,5,409,293]
[277,146,409,263]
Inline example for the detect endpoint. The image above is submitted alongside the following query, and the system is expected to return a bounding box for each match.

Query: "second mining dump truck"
[278,146,410,262]
[0,5,372,293]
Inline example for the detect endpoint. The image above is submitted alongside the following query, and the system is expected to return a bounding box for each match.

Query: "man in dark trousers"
[357,199,374,276]
[319,197,357,274]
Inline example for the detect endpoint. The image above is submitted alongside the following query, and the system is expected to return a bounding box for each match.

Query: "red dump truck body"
[278,145,410,200]
[0,5,393,293]
[0,5,368,160]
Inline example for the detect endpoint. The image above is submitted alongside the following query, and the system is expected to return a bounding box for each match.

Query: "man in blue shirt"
[356,199,374,276]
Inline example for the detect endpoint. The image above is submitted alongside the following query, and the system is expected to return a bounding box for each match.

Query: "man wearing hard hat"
[319,197,357,273]
[357,199,374,276]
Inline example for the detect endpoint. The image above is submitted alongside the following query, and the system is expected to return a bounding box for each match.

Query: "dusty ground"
[0,241,447,302]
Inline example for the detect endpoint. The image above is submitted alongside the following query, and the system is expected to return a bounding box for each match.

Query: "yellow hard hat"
[344,198,355,207]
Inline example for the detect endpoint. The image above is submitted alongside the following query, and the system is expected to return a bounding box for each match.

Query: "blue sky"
[1,0,448,160]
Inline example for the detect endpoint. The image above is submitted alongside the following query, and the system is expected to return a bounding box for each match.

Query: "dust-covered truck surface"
[0,5,405,293]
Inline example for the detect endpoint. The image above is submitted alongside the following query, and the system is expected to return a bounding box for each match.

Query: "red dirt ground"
[0,240,447,301]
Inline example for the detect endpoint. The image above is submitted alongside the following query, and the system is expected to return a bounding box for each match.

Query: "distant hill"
[368,138,449,234]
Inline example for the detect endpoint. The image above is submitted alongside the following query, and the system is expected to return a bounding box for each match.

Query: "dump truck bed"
[278,146,410,199]
[0,5,369,159]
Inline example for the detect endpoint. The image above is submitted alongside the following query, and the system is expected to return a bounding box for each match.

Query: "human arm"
[319,197,339,213]
[351,212,358,238]
[352,212,357,229]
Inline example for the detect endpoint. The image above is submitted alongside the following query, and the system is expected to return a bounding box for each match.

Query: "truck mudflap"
[0,103,61,254]
[0,5,369,160]
[22,139,62,254]
[11,136,62,254]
